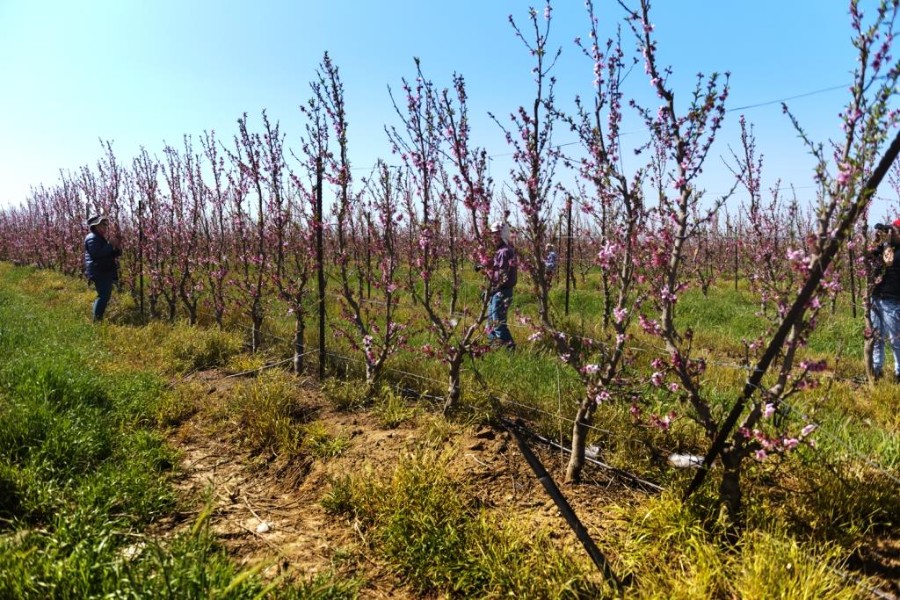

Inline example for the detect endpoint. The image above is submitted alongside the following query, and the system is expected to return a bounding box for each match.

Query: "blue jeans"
[488,288,514,346]
[871,296,900,376]
[92,277,115,322]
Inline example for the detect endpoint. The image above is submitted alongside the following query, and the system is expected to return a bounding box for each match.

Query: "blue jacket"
[84,232,121,281]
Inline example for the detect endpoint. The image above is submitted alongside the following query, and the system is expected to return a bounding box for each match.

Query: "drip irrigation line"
[773,396,900,486]
[325,376,448,404]
[496,396,614,437]
[513,420,665,493]
[220,356,305,379]
[826,565,898,600]
[320,349,449,388]
[182,304,899,484]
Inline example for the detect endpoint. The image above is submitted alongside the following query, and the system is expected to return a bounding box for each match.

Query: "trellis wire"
[188,301,897,483]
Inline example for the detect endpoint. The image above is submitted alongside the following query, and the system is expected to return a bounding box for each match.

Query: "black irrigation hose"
[499,415,624,593]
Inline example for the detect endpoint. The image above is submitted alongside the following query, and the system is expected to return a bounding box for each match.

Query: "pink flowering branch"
[490,2,561,325]
[684,0,900,520]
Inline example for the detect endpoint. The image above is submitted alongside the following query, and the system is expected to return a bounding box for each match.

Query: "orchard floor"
[157,368,643,598]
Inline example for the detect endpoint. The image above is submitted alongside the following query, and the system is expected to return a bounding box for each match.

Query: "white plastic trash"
[668,453,704,469]
[255,521,272,534]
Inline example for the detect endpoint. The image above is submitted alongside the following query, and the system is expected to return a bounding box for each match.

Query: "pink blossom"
[596,241,618,268]
[786,248,805,262]
[639,314,661,336]
[836,162,852,185]
[667,382,680,393]
[650,371,664,387]
[763,403,775,419]
[754,449,768,461]
[800,423,817,437]
[649,413,671,431]
[613,307,628,324]
[595,390,611,403]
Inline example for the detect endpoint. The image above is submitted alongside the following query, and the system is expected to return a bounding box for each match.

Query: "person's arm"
[86,235,121,259]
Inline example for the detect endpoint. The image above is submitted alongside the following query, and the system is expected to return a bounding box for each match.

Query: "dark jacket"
[490,241,517,291]
[84,231,121,281]
[867,242,900,300]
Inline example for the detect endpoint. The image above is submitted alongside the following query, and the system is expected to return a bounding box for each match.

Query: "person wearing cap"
[84,215,122,322]
[487,221,517,349]
[866,218,900,382]
[544,243,558,285]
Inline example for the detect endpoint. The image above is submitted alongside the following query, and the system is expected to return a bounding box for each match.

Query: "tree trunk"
[250,300,263,352]
[149,293,159,320]
[565,397,597,484]
[864,333,878,383]
[719,449,743,533]
[293,317,305,375]
[444,354,463,414]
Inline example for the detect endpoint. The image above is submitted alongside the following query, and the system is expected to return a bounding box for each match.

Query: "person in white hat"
[84,215,121,322]
[487,221,517,349]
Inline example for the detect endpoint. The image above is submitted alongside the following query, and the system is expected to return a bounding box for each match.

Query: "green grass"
[322,447,608,598]
[2,261,894,597]
[0,265,358,598]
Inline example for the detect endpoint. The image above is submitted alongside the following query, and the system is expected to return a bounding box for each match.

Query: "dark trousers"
[92,277,115,322]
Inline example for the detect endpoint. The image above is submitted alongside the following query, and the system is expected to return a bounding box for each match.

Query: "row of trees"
[1,0,898,526]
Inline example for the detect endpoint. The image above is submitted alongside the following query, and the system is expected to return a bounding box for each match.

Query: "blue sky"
[1,1,896,217]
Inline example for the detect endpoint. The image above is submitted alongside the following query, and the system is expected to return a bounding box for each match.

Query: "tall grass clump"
[161,325,244,374]
[227,370,314,458]
[607,492,858,599]
[322,448,607,598]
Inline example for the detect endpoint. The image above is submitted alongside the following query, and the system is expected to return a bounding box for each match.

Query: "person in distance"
[866,218,900,382]
[486,221,517,350]
[544,243,558,285]
[84,215,122,322]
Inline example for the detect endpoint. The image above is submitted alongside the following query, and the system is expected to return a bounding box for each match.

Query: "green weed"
[323,448,607,598]
[372,386,418,428]
[302,422,350,459]
[229,370,312,458]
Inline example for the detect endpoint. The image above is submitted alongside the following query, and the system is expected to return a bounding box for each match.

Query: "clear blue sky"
[1,1,895,217]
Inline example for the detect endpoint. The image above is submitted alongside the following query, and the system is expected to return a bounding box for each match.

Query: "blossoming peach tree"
[680,0,900,522]
[388,60,495,412]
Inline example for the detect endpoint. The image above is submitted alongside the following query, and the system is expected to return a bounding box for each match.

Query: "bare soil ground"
[161,369,898,599]
[158,369,644,598]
